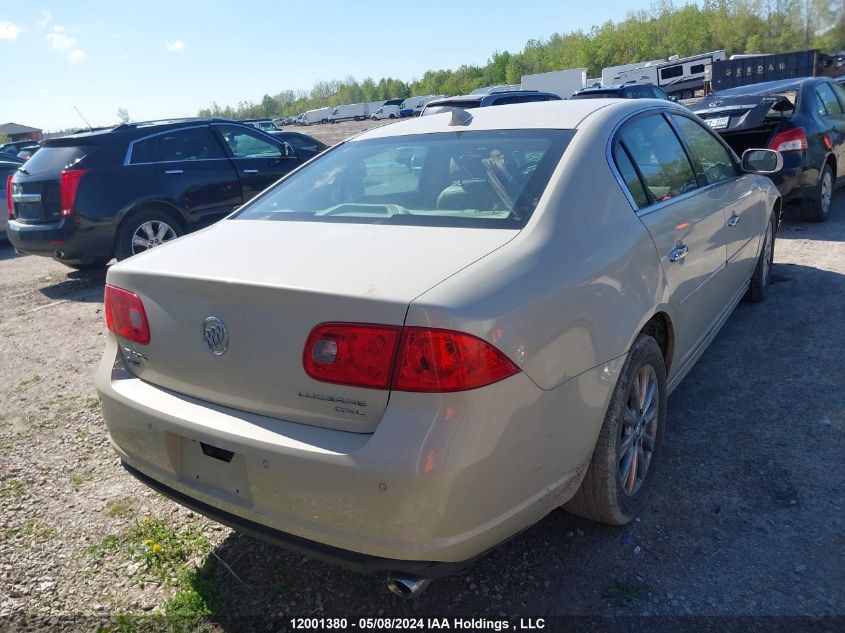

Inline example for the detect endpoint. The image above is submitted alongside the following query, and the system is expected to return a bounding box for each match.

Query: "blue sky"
[2,0,667,131]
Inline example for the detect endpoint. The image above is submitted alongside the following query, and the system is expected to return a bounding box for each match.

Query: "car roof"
[707,77,816,98]
[355,99,683,140]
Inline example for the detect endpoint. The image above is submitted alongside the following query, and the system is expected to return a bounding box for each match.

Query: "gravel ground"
[1,173,843,631]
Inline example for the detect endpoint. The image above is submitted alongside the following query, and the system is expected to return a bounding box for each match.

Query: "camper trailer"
[607,51,727,99]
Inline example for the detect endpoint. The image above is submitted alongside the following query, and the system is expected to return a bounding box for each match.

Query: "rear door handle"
[669,245,688,262]
[164,169,183,175]
[242,169,259,174]
[727,213,740,227]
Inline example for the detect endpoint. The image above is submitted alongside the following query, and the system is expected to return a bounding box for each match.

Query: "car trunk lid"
[692,94,794,134]
[106,220,517,433]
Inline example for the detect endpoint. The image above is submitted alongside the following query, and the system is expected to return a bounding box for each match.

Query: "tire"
[60,258,110,271]
[389,114,396,119]
[565,334,667,525]
[114,209,184,261]
[745,214,775,303]
[800,163,834,222]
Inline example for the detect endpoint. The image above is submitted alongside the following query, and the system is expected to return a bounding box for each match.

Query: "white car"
[97,99,782,597]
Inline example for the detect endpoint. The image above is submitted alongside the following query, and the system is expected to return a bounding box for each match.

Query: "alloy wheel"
[821,170,833,216]
[619,365,659,496]
[131,221,178,255]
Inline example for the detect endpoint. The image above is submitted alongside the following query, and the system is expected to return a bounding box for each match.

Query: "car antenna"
[73,105,93,132]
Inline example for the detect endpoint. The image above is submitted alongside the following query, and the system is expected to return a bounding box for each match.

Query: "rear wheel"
[565,334,667,525]
[115,209,183,261]
[800,163,834,222]
[389,114,396,119]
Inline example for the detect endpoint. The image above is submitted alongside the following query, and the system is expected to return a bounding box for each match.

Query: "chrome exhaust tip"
[386,574,432,598]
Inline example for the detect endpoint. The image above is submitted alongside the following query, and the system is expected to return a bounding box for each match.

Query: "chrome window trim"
[605,105,743,217]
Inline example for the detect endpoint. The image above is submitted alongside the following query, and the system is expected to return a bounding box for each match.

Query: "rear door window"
[155,127,226,162]
[816,83,843,115]
[669,114,738,186]
[613,144,649,208]
[619,114,698,204]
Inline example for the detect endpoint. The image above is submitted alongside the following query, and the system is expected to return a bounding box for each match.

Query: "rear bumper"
[122,461,472,577]
[97,334,615,569]
[7,217,114,260]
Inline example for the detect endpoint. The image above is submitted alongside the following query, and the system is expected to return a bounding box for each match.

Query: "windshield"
[235,130,574,229]
[422,101,481,116]
[571,91,617,99]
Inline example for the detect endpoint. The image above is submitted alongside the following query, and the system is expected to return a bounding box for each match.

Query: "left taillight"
[60,169,89,217]
[303,323,520,393]
[104,284,150,345]
[5,174,13,218]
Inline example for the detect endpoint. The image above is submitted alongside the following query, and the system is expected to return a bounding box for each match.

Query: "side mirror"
[669,96,679,103]
[741,148,782,174]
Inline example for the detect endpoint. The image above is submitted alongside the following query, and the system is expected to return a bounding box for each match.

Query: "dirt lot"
[1,169,844,630]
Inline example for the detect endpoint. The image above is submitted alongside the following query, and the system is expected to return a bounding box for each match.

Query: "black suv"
[7,118,304,269]
[570,84,672,100]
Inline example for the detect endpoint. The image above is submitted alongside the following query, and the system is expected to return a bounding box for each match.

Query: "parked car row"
[94,99,784,597]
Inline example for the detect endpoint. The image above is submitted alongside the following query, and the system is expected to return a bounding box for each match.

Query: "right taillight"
[303,323,520,392]
[104,284,150,345]
[60,169,89,217]
[6,174,13,218]
[769,127,808,152]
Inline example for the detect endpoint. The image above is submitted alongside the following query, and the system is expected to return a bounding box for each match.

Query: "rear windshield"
[22,146,89,175]
[235,130,574,229]
[571,91,618,99]
[422,102,481,115]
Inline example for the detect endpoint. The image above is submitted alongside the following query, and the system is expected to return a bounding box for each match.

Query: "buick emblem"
[708,99,723,107]
[202,316,229,356]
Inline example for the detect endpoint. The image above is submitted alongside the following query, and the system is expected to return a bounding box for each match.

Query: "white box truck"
[301,107,332,125]
[328,103,370,123]
[520,69,587,98]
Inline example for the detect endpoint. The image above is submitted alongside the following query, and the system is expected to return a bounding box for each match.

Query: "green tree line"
[199,0,844,120]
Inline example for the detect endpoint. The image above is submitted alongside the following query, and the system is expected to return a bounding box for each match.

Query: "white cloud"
[0,21,22,40]
[46,26,76,51]
[37,10,52,28]
[37,87,50,95]
[68,49,86,64]
[112,33,121,39]
[165,39,185,53]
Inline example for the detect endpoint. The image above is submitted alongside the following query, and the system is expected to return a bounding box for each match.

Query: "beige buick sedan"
[97,100,782,596]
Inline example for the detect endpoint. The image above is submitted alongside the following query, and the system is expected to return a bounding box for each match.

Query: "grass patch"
[108,498,134,519]
[86,396,101,411]
[71,470,96,487]
[17,374,42,388]
[88,534,121,559]
[603,578,650,606]
[127,517,210,585]
[75,427,90,439]
[164,564,220,633]
[0,477,26,498]
[4,518,57,540]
